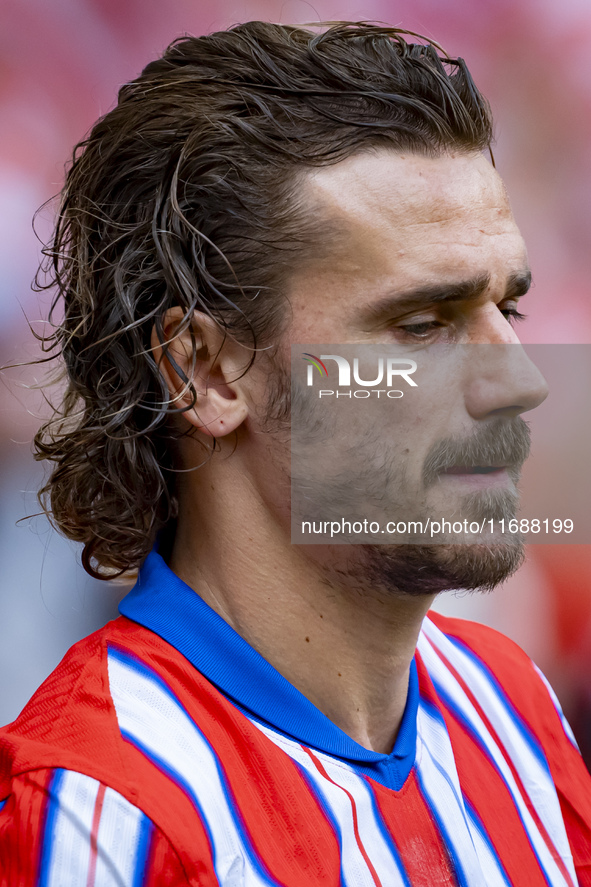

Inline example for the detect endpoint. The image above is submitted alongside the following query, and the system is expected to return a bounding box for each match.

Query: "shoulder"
[420,611,591,817]
[424,609,542,681]
[0,616,200,811]
[1,620,118,786]
[0,767,187,885]
[0,618,207,882]
[420,612,591,874]
[0,618,151,787]
[420,610,570,738]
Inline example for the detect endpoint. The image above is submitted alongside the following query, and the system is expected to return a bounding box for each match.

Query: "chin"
[337,538,526,598]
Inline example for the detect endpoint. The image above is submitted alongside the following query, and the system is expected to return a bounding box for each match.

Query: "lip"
[439,466,512,487]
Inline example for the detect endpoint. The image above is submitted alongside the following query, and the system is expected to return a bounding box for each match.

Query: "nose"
[471,299,523,345]
[463,343,549,420]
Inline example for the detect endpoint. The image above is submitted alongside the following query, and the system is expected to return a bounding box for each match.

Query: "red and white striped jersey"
[1,550,590,885]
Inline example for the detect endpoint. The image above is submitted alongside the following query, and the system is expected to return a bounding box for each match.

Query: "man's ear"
[150,307,250,438]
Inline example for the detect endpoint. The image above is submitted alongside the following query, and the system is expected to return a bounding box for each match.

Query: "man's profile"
[1,20,590,885]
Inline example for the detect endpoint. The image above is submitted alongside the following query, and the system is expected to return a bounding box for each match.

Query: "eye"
[396,320,443,338]
[500,306,527,326]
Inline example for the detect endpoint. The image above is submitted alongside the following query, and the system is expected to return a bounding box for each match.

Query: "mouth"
[442,466,506,475]
[438,465,514,487]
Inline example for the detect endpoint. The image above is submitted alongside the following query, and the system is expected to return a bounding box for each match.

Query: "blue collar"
[119,550,418,789]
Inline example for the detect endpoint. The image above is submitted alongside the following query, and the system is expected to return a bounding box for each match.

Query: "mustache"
[422,417,531,487]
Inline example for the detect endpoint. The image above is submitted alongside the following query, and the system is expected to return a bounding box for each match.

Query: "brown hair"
[34,20,493,578]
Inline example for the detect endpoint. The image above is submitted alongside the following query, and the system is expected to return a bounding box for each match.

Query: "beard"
[262,352,528,599]
[325,538,525,599]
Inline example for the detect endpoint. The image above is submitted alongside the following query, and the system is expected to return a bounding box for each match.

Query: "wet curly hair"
[33,20,493,578]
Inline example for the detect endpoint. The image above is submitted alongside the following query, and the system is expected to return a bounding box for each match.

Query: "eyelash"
[501,308,527,324]
[397,321,441,337]
[398,307,528,338]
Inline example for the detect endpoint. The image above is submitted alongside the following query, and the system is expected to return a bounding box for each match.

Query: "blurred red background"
[1,0,589,766]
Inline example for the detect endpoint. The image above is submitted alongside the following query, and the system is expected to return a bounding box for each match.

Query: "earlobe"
[150,308,251,438]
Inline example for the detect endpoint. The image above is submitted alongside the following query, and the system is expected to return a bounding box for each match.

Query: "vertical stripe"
[415,699,485,887]
[87,783,106,887]
[362,788,413,887]
[422,621,577,882]
[303,748,383,887]
[370,771,461,887]
[40,769,97,886]
[94,786,152,885]
[436,650,574,887]
[131,813,153,887]
[463,801,512,887]
[433,689,552,887]
[291,760,361,887]
[532,663,579,750]
[0,771,55,887]
[38,770,153,887]
[38,770,66,887]
[108,647,278,887]
[425,622,552,768]
[419,631,574,887]
[247,717,411,887]
[173,682,343,883]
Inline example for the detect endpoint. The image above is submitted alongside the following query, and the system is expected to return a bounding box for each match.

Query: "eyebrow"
[357,270,532,328]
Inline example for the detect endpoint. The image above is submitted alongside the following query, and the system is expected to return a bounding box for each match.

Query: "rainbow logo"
[302,353,328,377]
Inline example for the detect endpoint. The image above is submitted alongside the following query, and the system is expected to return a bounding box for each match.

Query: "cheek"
[247,432,293,526]
[386,376,465,475]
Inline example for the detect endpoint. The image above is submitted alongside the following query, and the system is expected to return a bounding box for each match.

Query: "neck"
[170,460,434,754]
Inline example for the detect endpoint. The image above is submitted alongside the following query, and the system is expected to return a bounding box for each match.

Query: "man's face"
[249,149,548,596]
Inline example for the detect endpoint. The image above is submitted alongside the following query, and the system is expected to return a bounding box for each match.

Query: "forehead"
[285,150,527,342]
